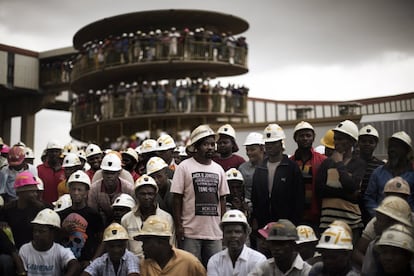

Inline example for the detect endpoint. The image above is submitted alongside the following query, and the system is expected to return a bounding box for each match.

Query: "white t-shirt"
[19,242,76,276]
[171,157,229,240]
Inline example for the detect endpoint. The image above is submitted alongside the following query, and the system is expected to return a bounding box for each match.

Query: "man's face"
[216,136,233,155]
[295,129,315,149]
[333,132,354,153]
[321,249,350,274]
[195,136,216,160]
[245,145,263,164]
[223,224,247,254]
[268,240,295,266]
[47,149,62,164]
[64,166,80,179]
[102,170,120,191]
[19,189,40,205]
[358,135,377,157]
[150,169,168,190]
[388,139,408,162]
[141,236,160,259]
[69,182,88,205]
[228,181,244,199]
[135,185,156,209]
[264,141,283,157]
[32,224,54,249]
[112,206,131,223]
[106,240,127,264]
[87,154,103,171]
[121,154,136,172]
[157,149,174,165]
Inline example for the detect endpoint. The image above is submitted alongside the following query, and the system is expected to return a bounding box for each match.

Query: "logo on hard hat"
[108,162,112,166]
[367,129,371,133]
[112,230,117,235]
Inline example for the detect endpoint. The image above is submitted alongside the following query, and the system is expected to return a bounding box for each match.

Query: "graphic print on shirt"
[62,213,88,258]
[192,171,219,216]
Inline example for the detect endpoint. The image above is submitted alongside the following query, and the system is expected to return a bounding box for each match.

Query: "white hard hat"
[316,226,353,250]
[146,157,168,175]
[293,121,314,137]
[263,124,286,143]
[375,196,412,227]
[63,143,79,156]
[220,209,250,230]
[25,147,35,159]
[103,223,130,242]
[122,148,138,162]
[85,144,102,158]
[189,125,215,147]
[0,195,4,207]
[62,153,82,168]
[140,139,158,154]
[46,140,63,150]
[296,225,318,244]
[226,168,244,182]
[112,193,136,209]
[31,208,61,228]
[134,215,172,239]
[101,153,122,171]
[359,124,379,139]
[389,131,412,149]
[243,132,264,146]
[53,194,72,212]
[177,146,188,157]
[157,134,176,151]
[217,124,236,139]
[333,120,358,141]
[376,224,414,253]
[384,176,410,195]
[134,174,159,193]
[77,149,87,161]
[67,170,91,188]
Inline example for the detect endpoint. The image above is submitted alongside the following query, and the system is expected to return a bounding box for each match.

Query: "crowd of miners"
[0,119,413,275]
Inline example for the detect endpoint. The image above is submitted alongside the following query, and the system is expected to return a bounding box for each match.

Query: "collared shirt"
[121,205,175,257]
[248,254,311,276]
[84,249,139,276]
[207,245,266,276]
[140,247,206,276]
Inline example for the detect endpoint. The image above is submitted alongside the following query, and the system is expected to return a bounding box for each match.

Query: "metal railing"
[71,92,248,126]
[71,41,248,81]
[247,95,414,124]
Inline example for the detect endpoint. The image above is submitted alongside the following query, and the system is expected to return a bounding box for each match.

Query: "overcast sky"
[2,0,414,161]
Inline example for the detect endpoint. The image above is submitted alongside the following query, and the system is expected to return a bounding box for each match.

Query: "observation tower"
[69,9,250,143]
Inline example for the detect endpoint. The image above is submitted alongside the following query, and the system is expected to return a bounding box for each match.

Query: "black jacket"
[251,155,304,228]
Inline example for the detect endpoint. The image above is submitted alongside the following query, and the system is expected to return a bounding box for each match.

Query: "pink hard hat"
[0,144,10,154]
[8,145,25,166]
[14,171,39,192]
